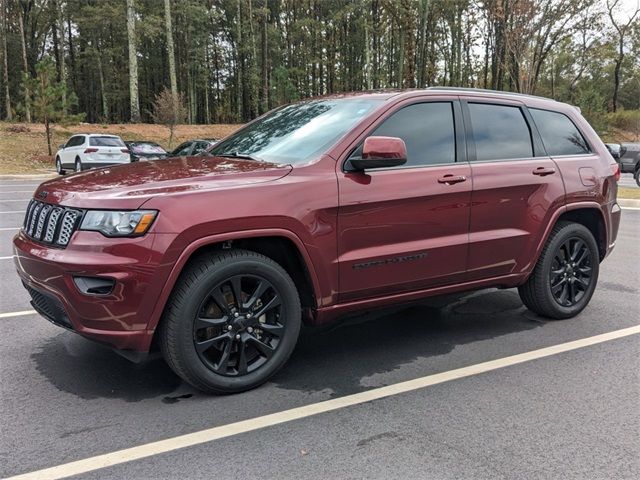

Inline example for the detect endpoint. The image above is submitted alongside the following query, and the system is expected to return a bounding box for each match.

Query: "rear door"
[63,135,84,167]
[336,98,472,302]
[461,98,565,280]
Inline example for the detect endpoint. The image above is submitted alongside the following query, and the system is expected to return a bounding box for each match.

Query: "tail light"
[612,163,621,182]
[84,148,98,153]
[121,149,130,154]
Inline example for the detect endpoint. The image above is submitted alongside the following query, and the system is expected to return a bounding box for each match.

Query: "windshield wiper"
[216,151,265,162]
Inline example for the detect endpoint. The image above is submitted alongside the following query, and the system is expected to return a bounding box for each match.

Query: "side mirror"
[59,144,65,149]
[348,136,407,171]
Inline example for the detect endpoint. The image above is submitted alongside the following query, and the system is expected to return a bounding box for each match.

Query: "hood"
[35,156,292,209]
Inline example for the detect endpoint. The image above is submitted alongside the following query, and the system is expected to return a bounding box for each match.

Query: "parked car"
[15,88,621,394]
[125,141,169,162]
[169,139,218,157]
[616,142,640,186]
[55,134,130,174]
[604,143,621,160]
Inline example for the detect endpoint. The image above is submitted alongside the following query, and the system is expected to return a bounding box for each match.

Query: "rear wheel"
[159,249,301,394]
[518,221,599,319]
[634,167,640,187]
[55,156,65,175]
[75,157,82,172]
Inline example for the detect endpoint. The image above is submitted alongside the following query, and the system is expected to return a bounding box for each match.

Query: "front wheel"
[634,168,640,187]
[518,221,599,319]
[75,157,82,172]
[159,249,302,394]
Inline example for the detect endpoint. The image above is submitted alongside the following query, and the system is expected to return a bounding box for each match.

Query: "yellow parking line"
[7,324,640,480]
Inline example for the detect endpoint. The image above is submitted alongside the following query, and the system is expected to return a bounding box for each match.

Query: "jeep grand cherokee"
[14,88,621,393]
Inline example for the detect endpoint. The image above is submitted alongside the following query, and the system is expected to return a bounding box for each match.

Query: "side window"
[66,136,81,147]
[363,102,456,167]
[467,103,533,161]
[194,142,209,154]
[530,108,590,156]
[174,143,192,156]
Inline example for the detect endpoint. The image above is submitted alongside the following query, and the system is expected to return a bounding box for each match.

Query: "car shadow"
[272,288,545,397]
[31,335,181,402]
[31,288,544,401]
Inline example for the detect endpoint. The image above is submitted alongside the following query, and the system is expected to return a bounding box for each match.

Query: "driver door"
[336,99,471,302]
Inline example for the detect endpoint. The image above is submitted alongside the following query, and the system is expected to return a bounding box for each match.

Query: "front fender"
[143,228,324,338]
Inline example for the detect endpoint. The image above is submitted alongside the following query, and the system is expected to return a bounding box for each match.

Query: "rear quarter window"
[530,109,590,156]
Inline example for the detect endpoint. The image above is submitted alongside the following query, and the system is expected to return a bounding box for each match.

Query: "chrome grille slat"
[44,208,63,242]
[56,210,80,246]
[22,200,82,248]
[28,203,43,236]
[35,204,51,239]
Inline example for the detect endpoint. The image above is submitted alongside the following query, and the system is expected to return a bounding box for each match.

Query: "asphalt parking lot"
[0,176,638,480]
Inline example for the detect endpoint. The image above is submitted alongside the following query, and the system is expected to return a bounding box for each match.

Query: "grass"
[618,187,640,200]
[0,122,241,175]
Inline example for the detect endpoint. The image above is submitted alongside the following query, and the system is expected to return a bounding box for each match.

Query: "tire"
[634,168,640,187]
[75,157,82,172]
[159,249,302,394]
[55,156,65,175]
[518,221,599,319]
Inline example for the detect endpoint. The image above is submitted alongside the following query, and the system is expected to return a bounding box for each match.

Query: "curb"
[0,173,56,180]
[618,198,640,208]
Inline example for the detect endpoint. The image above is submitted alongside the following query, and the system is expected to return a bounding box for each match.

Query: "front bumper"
[13,229,175,352]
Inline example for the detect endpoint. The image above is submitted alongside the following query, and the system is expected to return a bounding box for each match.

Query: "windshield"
[206,98,383,164]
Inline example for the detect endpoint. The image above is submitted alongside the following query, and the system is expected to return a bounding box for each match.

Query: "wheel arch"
[533,203,607,270]
[146,229,321,345]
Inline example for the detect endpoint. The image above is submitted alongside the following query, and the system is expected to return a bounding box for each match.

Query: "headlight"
[80,210,157,237]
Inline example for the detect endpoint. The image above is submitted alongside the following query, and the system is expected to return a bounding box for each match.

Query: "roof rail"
[426,86,558,102]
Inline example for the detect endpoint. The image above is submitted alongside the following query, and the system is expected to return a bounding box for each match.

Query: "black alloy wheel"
[193,274,285,376]
[159,249,301,394]
[549,237,594,307]
[518,221,599,319]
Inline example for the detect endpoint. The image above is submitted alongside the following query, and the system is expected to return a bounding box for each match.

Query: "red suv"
[14,88,621,393]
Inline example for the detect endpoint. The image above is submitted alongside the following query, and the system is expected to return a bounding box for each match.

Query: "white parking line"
[6,324,639,480]
[0,255,15,260]
[0,211,24,214]
[622,206,640,211]
[0,227,19,231]
[0,310,36,319]
[0,190,34,193]
[0,199,31,202]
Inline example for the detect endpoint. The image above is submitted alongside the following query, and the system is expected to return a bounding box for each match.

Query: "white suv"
[55,134,131,174]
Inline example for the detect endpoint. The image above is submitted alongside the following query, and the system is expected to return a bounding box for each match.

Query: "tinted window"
[468,103,533,161]
[368,102,456,167]
[173,143,192,156]
[66,136,84,147]
[530,108,590,156]
[89,136,125,147]
[193,142,210,154]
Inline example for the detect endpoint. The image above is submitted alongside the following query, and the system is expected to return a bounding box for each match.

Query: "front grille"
[24,283,73,329]
[23,200,82,247]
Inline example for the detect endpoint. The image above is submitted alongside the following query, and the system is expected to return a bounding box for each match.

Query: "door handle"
[438,174,467,185]
[532,167,556,176]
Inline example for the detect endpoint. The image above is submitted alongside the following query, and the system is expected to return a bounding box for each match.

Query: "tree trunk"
[1,0,11,120]
[126,0,140,122]
[612,37,623,112]
[164,0,178,114]
[96,40,108,121]
[57,0,66,114]
[261,5,268,113]
[18,9,31,122]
